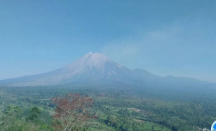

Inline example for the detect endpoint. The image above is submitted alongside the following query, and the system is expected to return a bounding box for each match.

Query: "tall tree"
[51,93,94,131]
[27,106,41,123]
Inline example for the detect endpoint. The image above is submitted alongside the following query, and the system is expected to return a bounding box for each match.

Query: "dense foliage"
[0,86,215,131]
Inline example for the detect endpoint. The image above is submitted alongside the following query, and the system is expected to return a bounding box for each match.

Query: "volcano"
[0,52,215,89]
[0,52,155,87]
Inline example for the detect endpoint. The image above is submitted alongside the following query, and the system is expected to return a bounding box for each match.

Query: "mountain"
[0,52,147,87]
[0,52,215,89]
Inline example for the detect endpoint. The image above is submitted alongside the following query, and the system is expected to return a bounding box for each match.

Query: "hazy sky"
[0,0,216,82]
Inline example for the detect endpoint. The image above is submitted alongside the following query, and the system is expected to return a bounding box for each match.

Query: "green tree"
[27,106,41,122]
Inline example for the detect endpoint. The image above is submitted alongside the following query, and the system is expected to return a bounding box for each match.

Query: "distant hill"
[0,52,215,90]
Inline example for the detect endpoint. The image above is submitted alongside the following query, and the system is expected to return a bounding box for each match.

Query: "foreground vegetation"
[0,86,215,131]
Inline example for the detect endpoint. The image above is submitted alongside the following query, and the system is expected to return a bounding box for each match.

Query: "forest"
[0,86,215,131]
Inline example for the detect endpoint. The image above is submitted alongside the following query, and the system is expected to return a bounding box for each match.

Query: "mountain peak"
[82,52,111,69]
[83,52,110,62]
[83,52,107,58]
[65,52,111,71]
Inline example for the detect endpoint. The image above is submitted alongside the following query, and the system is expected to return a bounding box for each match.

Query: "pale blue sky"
[0,0,216,82]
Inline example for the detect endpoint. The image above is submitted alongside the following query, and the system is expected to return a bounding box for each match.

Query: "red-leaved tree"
[51,93,94,131]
